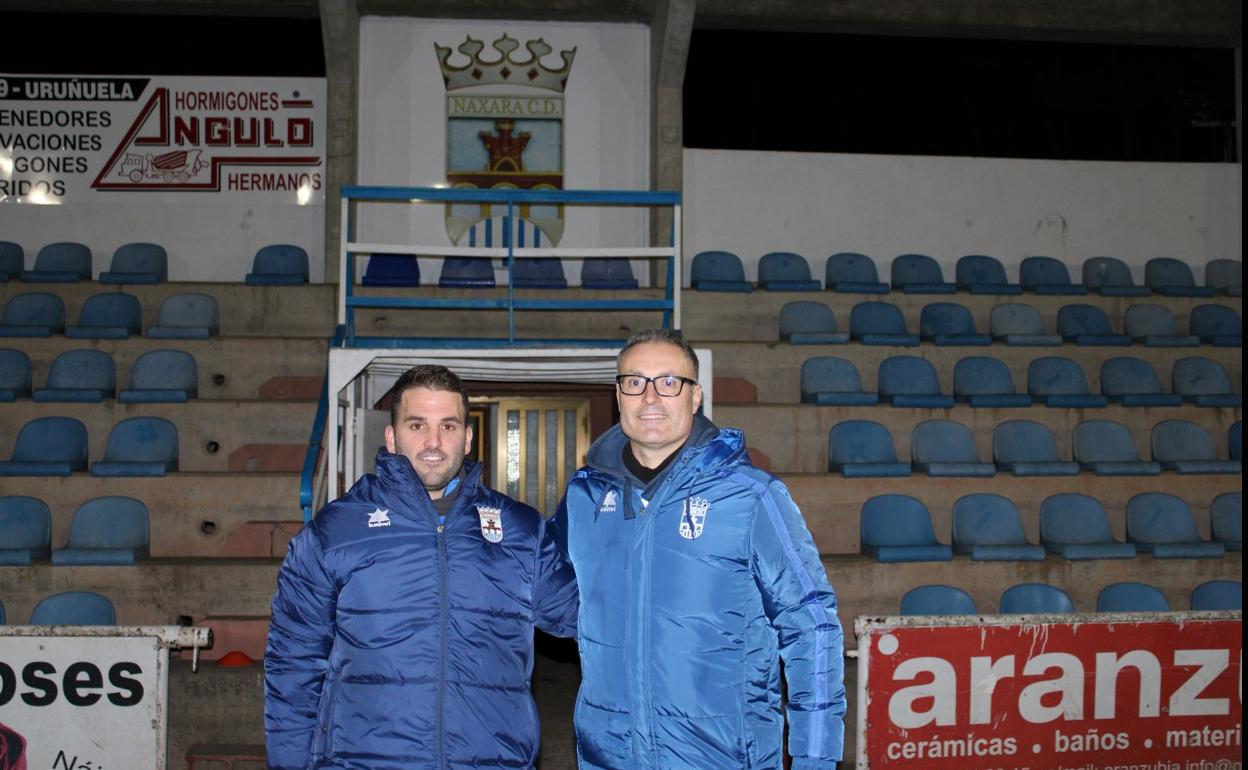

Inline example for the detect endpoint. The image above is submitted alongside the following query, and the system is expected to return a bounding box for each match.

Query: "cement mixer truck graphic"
[118,149,207,183]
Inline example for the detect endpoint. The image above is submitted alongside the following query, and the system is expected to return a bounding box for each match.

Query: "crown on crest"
[436,34,576,93]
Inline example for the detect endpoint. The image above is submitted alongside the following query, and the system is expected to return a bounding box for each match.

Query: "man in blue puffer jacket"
[556,329,845,769]
[265,365,579,770]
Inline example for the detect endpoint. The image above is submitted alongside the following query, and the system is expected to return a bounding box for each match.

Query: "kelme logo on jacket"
[477,506,504,543]
[367,508,392,528]
[678,497,711,539]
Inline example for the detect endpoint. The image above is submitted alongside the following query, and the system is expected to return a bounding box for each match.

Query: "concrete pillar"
[649,0,696,273]
[319,0,359,285]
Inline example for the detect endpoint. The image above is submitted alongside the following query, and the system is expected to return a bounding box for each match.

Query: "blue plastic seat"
[900,585,977,616]
[955,255,1021,295]
[119,349,198,403]
[1073,419,1161,476]
[1145,257,1215,297]
[1123,304,1198,347]
[91,416,178,477]
[1172,357,1240,407]
[825,252,887,294]
[1020,256,1086,295]
[0,416,88,476]
[362,253,420,287]
[850,302,919,346]
[438,257,495,288]
[689,250,752,292]
[989,303,1061,346]
[993,420,1078,476]
[0,292,66,337]
[580,258,638,290]
[1210,492,1241,551]
[1058,304,1131,345]
[33,349,116,402]
[891,254,955,294]
[1204,259,1241,296]
[0,348,32,400]
[1027,357,1106,408]
[919,303,990,345]
[66,292,142,339]
[828,420,910,477]
[861,495,952,562]
[879,356,954,408]
[52,496,149,565]
[952,493,1045,561]
[799,357,876,406]
[1100,357,1182,407]
[513,258,568,289]
[779,302,847,344]
[147,293,218,339]
[911,420,995,477]
[30,591,116,625]
[1232,421,1242,464]
[1191,580,1242,611]
[954,356,1031,407]
[1039,493,1137,560]
[0,495,52,565]
[1097,582,1171,612]
[246,244,309,285]
[999,583,1075,614]
[1126,492,1225,558]
[1082,257,1151,297]
[99,242,168,284]
[21,241,92,282]
[758,252,819,291]
[1189,304,1241,346]
[0,241,23,281]
[1151,420,1241,475]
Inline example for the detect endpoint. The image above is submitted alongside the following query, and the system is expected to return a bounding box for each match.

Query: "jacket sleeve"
[264,524,337,770]
[749,479,846,768]
[533,502,579,638]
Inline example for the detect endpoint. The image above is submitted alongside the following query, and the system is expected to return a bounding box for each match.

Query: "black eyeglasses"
[615,374,698,397]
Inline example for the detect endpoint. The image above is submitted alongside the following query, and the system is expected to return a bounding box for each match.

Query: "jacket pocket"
[312,672,339,760]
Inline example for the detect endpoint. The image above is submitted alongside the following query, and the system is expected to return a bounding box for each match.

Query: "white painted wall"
[683,149,1243,286]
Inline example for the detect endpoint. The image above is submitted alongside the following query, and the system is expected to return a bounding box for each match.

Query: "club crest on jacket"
[477,505,504,543]
[678,497,711,539]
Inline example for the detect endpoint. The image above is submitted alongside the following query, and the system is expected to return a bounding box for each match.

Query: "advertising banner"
[856,612,1242,770]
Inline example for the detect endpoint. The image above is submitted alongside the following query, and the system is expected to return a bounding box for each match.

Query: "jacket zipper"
[436,516,449,770]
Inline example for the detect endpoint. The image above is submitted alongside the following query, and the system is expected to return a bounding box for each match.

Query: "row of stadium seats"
[861,491,1239,562]
[0,241,309,285]
[0,416,178,477]
[0,495,148,565]
[902,580,1241,615]
[0,591,117,625]
[0,348,197,402]
[0,291,219,338]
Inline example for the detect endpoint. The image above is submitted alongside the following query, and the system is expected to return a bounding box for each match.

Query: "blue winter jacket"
[556,417,845,769]
[264,450,579,770]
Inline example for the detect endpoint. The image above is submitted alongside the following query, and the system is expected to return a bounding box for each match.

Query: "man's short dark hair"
[389,365,470,425]
[618,329,699,377]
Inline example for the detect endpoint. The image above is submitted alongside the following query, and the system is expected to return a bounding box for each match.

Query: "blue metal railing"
[300,325,345,521]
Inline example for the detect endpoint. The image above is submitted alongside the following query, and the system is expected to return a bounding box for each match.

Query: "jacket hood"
[371,447,483,502]
[585,412,728,479]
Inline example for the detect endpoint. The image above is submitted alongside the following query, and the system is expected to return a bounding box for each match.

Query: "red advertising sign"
[856,613,1242,770]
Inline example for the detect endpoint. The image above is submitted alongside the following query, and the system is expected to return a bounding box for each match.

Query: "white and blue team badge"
[678,497,711,540]
[477,505,504,543]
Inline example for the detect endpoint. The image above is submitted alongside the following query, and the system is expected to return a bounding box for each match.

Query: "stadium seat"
[119,349,198,403]
[0,348,33,400]
[989,303,1061,346]
[1097,582,1171,612]
[21,241,92,282]
[0,496,52,565]
[33,349,116,402]
[1191,580,1242,611]
[689,250,752,292]
[1082,257,1151,297]
[1126,493,1225,558]
[828,420,910,477]
[779,302,848,344]
[66,292,142,339]
[147,293,218,339]
[993,420,1078,476]
[1073,419,1161,476]
[952,493,1045,561]
[911,420,995,477]
[1123,304,1198,347]
[580,258,638,290]
[919,302,990,345]
[1039,493,1137,560]
[955,254,1021,295]
[860,495,952,562]
[1232,421,1242,463]
[361,253,420,287]
[438,257,495,288]
[512,258,568,289]
[1172,357,1241,407]
[1210,492,1241,551]
[0,241,22,281]
[1020,256,1086,295]
[51,496,149,565]
[1100,357,1182,407]
[758,252,820,291]
[30,591,116,625]
[824,252,888,294]
[1027,357,1106,408]
[0,292,66,337]
[0,416,88,476]
[1145,257,1215,297]
[799,357,877,406]
[891,253,955,294]
[953,356,1031,407]
[879,356,954,407]
[91,416,179,477]
[99,242,168,284]
[245,244,309,285]
[1057,304,1131,345]
[900,585,977,616]
[849,302,919,346]
[999,583,1075,614]
[1189,304,1241,347]
[1204,259,1242,296]
[1151,420,1241,474]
